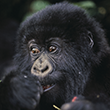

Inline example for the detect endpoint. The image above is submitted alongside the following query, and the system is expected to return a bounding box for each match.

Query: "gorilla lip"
[42,84,55,92]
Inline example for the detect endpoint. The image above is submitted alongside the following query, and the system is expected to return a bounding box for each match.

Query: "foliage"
[73,1,97,17]
[23,0,98,20]
[23,0,50,20]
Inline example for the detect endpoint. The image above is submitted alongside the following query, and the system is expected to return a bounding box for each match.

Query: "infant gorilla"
[0,2,110,110]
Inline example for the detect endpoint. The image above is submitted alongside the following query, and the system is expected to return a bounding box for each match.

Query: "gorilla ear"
[88,31,94,48]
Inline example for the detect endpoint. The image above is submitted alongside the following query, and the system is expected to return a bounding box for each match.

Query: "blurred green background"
[0,0,110,68]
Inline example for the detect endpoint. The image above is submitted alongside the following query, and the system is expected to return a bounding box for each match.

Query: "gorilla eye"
[31,48,40,54]
[49,46,56,53]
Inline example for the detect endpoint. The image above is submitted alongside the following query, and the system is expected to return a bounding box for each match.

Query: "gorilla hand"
[6,73,43,110]
[61,96,95,110]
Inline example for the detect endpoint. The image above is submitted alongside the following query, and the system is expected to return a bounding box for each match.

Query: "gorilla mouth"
[42,84,55,92]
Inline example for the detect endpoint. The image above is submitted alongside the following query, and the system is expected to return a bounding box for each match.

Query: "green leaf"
[74,1,96,9]
[23,0,50,21]
[30,0,50,12]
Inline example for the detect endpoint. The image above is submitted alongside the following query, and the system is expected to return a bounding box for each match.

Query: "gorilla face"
[15,33,92,104]
[14,2,106,105]
[29,37,63,92]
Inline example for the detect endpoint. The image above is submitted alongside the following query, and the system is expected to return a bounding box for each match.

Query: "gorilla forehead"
[19,2,91,42]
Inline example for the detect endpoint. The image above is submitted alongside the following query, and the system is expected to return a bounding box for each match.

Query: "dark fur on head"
[15,2,110,70]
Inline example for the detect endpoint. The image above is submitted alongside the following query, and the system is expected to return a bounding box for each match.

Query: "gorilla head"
[14,2,109,108]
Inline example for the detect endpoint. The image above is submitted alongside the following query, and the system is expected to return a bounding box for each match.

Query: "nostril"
[33,67,37,71]
[33,67,40,73]
[41,66,49,73]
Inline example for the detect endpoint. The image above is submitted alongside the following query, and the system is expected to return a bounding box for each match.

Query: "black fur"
[0,2,110,110]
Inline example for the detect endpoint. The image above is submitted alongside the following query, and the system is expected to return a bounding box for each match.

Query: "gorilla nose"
[31,59,53,77]
[33,65,49,73]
